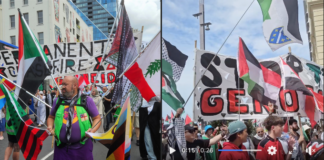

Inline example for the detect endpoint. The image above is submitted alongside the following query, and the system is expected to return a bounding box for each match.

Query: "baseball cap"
[303,125,311,131]
[204,125,214,133]
[185,124,195,133]
[227,121,247,137]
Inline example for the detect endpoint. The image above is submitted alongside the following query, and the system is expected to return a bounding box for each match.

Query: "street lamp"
[201,22,212,31]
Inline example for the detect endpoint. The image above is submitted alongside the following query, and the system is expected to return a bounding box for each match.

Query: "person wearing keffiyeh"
[46,76,101,160]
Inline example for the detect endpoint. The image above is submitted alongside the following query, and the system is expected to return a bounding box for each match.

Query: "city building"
[304,0,323,66]
[71,0,116,41]
[0,0,94,46]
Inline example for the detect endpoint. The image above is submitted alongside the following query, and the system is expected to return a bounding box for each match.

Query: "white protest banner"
[193,49,323,121]
[0,31,143,85]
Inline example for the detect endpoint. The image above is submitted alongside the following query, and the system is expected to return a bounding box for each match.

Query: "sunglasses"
[186,129,195,134]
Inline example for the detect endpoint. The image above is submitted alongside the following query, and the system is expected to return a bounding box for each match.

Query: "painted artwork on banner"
[193,49,324,121]
[53,0,59,22]
[55,25,61,43]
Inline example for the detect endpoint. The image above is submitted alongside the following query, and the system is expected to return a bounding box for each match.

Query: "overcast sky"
[124,0,160,43]
[162,0,310,121]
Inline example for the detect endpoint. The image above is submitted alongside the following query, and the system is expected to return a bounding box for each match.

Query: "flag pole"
[182,0,255,108]
[88,89,132,131]
[17,9,62,95]
[92,2,123,87]
[0,75,52,108]
[3,82,48,127]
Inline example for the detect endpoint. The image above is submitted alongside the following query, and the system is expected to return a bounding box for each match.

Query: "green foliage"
[145,59,161,78]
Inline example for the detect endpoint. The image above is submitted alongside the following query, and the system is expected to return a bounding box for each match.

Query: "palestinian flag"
[162,38,187,111]
[280,58,323,128]
[15,10,51,109]
[106,5,139,108]
[171,111,174,119]
[237,37,281,105]
[49,85,53,90]
[165,115,171,122]
[0,84,49,160]
[162,38,188,82]
[162,75,184,111]
[257,0,302,51]
[185,115,192,125]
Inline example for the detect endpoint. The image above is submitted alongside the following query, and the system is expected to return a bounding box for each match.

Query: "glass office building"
[70,0,116,41]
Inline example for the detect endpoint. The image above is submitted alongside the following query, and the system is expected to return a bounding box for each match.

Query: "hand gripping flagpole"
[182,0,255,108]
[17,9,62,95]
[0,75,52,108]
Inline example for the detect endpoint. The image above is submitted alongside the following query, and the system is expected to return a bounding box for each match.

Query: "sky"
[124,0,160,43]
[162,0,311,121]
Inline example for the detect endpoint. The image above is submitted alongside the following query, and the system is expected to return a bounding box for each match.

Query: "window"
[73,29,75,35]
[37,11,43,24]
[63,4,65,12]
[23,13,29,24]
[10,36,16,45]
[63,17,65,26]
[10,0,14,7]
[23,0,28,5]
[0,0,2,5]
[10,15,15,28]
[38,32,44,45]
[37,0,42,2]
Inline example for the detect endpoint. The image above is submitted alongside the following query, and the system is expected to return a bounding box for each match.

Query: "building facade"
[71,0,116,41]
[304,0,323,66]
[1,0,93,46]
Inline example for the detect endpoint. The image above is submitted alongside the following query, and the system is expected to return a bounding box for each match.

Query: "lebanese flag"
[185,115,192,125]
[15,10,51,109]
[124,32,161,102]
[280,58,324,128]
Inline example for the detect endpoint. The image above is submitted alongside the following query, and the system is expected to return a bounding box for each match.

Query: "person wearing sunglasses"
[252,126,267,150]
[185,124,227,160]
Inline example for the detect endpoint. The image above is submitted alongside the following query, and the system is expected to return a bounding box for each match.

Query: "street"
[0,122,142,160]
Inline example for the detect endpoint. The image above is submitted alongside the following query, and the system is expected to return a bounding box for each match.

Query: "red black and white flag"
[0,84,49,160]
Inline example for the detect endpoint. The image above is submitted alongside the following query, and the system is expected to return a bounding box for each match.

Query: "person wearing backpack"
[46,76,101,160]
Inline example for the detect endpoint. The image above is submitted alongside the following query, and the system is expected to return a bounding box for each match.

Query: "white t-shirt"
[0,109,5,119]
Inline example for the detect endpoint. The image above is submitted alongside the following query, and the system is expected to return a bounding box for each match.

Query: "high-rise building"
[0,0,94,45]
[71,0,116,41]
[304,0,323,66]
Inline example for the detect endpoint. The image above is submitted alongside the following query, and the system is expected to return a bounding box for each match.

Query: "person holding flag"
[47,76,101,160]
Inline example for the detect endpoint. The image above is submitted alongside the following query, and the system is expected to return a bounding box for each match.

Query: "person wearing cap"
[288,118,306,160]
[256,115,295,160]
[303,125,311,143]
[185,124,226,160]
[202,125,218,160]
[36,91,46,127]
[218,120,249,160]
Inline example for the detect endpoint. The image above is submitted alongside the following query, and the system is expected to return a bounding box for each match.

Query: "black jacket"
[139,102,161,160]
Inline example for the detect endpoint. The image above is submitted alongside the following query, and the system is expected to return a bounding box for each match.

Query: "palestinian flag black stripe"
[15,10,51,109]
[283,0,302,41]
[163,38,188,68]
[241,40,261,69]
